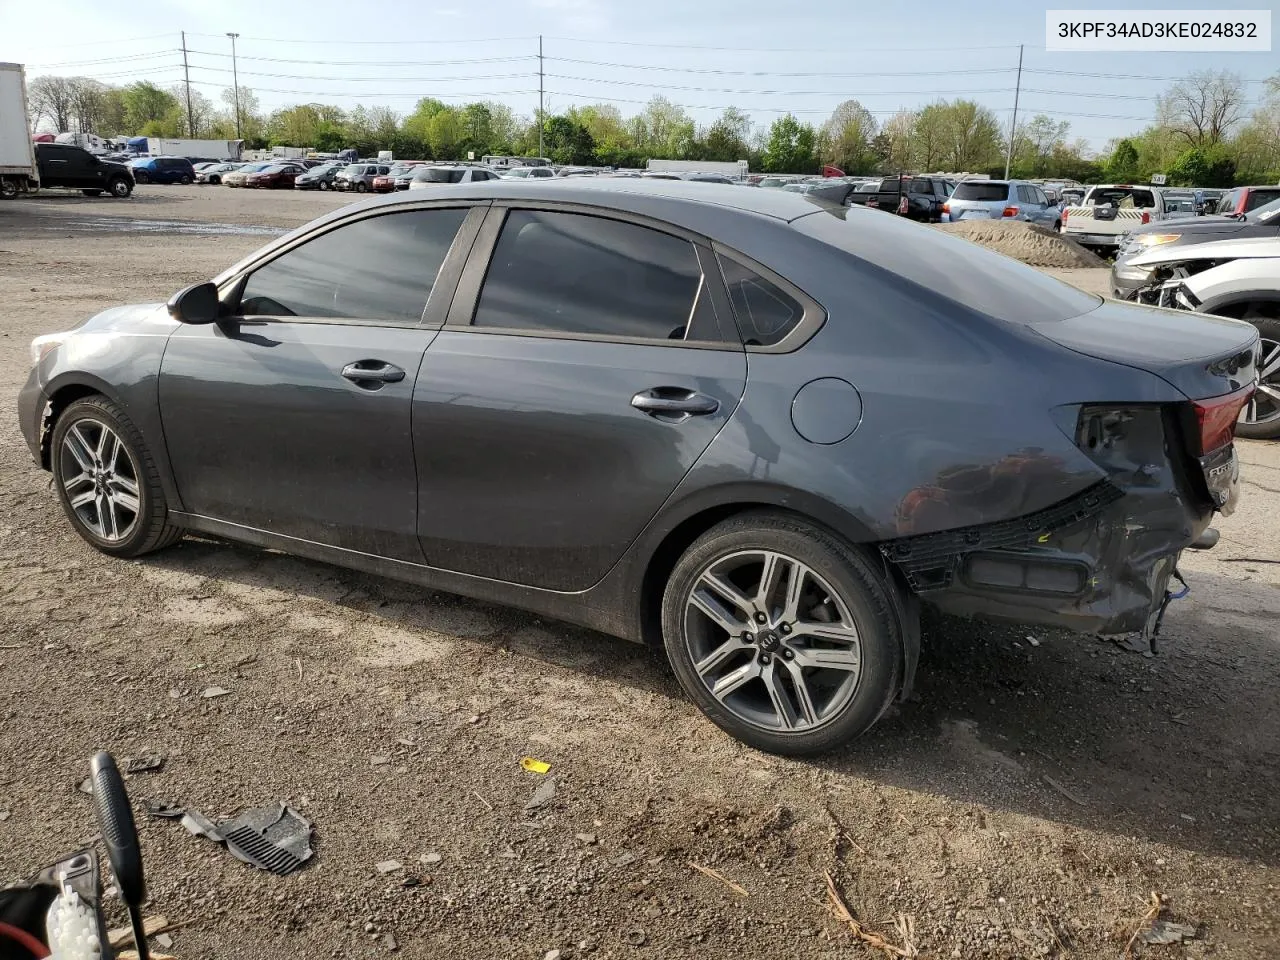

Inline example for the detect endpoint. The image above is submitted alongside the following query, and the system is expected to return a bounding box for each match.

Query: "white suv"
[407,165,502,190]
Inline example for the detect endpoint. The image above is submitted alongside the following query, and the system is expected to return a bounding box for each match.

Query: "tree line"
[25,69,1280,184]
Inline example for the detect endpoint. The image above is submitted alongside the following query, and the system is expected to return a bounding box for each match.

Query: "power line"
[542,36,1025,53]
[27,50,178,68]
[180,77,538,99]
[185,32,537,45]
[546,74,1017,97]
[1026,67,1274,83]
[547,57,1017,78]
[186,63,536,83]
[186,48,535,67]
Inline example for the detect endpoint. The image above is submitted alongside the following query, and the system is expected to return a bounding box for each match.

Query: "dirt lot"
[0,186,1277,959]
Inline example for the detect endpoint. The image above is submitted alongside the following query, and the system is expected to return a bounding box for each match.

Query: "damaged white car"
[1127,237,1280,439]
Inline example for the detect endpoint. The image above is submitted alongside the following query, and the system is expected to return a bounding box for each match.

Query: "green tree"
[1105,138,1141,181]
[121,82,180,135]
[427,107,464,158]
[762,114,816,173]
[542,115,596,164]
[936,100,1003,171]
[1168,145,1237,187]
[1012,114,1069,178]
[819,100,877,174]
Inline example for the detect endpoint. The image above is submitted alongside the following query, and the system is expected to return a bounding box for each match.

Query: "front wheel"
[355,182,367,193]
[108,177,132,198]
[661,511,904,755]
[1227,313,1280,440]
[319,181,329,191]
[179,175,193,185]
[134,172,149,184]
[208,176,220,185]
[51,396,184,558]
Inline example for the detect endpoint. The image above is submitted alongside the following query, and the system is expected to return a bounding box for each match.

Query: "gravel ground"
[1,186,1277,960]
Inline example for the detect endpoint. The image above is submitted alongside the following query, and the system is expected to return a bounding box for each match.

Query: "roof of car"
[347,177,826,223]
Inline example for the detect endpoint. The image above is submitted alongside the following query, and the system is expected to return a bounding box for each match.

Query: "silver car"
[945,179,1062,229]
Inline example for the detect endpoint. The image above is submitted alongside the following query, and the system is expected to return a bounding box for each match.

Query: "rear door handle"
[342,360,405,384]
[631,388,720,419]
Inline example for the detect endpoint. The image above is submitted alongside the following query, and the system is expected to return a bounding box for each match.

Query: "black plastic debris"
[125,756,166,775]
[221,804,313,876]
[144,800,185,820]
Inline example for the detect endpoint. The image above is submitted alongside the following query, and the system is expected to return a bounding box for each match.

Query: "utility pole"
[537,35,544,158]
[181,31,194,136]
[1003,43,1023,180]
[227,33,242,140]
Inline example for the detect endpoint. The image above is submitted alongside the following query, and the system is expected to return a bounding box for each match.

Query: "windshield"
[414,168,466,183]
[503,168,532,177]
[952,182,1009,202]
[1247,197,1280,222]
[259,165,289,174]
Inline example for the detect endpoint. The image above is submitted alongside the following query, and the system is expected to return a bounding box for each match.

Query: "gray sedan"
[18,180,1256,754]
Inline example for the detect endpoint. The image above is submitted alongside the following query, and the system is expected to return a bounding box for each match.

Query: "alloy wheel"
[1242,337,1280,429]
[682,550,862,733]
[58,418,141,543]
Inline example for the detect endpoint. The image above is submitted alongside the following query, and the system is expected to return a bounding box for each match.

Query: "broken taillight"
[1002,206,1019,217]
[1141,212,1151,225]
[1192,385,1253,455]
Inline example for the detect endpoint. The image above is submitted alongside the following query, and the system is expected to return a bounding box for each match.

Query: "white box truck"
[0,62,36,199]
[647,158,748,178]
[130,138,245,161]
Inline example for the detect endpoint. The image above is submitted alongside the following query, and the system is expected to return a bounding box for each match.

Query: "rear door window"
[1087,187,1155,208]
[952,182,1009,202]
[239,208,469,323]
[1016,185,1034,203]
[471,210,703,340]
[1245,189,1280,213]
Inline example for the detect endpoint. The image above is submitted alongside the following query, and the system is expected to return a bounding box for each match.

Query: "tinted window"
[952,182,1009,202]
[1087,187,1155,208]
[416,168,466,183]
[240,209,468,323]
[1016,185,1034,203]
[1034,187,1050,205]
[718,256,804,347]
[797,208,1100,325]
[1244,189,1280,213]
[472,210,702,339]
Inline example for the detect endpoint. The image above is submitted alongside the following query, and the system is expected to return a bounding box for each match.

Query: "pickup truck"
[867,176,953,222]
[34,142,135,196]
[1062,184,1165,253]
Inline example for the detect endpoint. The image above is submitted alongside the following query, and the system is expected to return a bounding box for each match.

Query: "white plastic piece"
[45,889,102,960]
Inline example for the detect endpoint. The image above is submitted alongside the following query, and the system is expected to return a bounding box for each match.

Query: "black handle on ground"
[89,751,149,960]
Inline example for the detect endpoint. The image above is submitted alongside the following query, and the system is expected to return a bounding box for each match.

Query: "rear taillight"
[1002,206,1019,217]
[1141,212,1151,225]
[1062,209,1069,222]
[941,202,950,214]
[1193,385,1253,455]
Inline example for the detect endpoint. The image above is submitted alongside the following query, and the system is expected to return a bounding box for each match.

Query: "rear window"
[796,207,1101,325]
[951,182,1010,202]
[1245,189,1280,213]
[416,168,466,183]
[1086,187,1155,208]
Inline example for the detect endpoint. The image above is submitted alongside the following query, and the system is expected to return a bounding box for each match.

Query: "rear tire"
[661,511,904,756]
[319,181,329,191]
[179,174,193,185]
[0,177,17,199]
[51,396,184,558]
[1054,220,1062,232]
[208,175,220,185]
[134,172,150,184]
[355,182,367,193]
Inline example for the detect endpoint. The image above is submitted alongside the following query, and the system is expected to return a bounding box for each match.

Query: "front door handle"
[631,388,720,419]
[341,360,405,384]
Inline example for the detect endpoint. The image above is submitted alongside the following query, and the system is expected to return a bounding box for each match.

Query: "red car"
[1214,184,1280,217]
[372,163,423,193]
[244,163,306,189]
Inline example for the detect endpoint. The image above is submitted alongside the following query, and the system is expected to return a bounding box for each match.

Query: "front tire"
[319,180,329,191]
[179,174,193,185]
[108,177,132,198]
[51,396,184,558]
[1222,312,1280,440]
[661,511,904,755]
[355,182,367,193]
[208,175,220,185]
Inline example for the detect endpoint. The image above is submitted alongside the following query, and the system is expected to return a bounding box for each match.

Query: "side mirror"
[167,282,222,324]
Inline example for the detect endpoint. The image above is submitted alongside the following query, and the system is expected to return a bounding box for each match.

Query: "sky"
[5,0,1278,152]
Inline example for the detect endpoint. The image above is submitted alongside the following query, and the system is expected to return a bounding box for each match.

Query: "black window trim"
[443,201,743,351]
[709,242,826,355]
[216,201,489,329]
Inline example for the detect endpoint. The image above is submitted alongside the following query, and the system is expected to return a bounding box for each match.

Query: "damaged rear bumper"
[880,460,1226,637]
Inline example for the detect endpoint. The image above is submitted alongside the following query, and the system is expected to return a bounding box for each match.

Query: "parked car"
[1061,184,1169,252]
[128,156,197,185]
[847,179,882,206]
[942,180,1061,229]
[244,163,307,189]
[406,165,501,190]
[500,166,556,179]
[18,180,1256,755]
[195,162,243,185]
[1213,185,1280,216]
[294,163,346,191]
[1060,187,1085,206]
[335,163,391,193]
[1111,197,1280,300]
[372,163,421,193]
[222,162,275,188]
[868,176,952,222]
[31,143,133,198]
[1123,235,1280,438]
